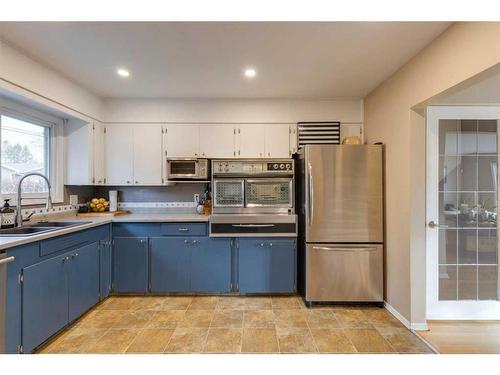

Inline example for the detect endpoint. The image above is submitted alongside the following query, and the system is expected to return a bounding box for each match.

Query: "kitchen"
[1,6,500,371]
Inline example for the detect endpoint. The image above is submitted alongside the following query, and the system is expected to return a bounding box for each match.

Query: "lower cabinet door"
[113,237,149,293]
[99,240,112,299]
[238,238,296,293]
[68,242,100,322]
[22,253,69,353]
[150,237,191,292]
[191,238,231,293]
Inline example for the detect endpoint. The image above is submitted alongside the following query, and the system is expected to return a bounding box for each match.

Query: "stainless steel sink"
[29,221,91,228]
[0,221,92,237]
[0,227,58,237]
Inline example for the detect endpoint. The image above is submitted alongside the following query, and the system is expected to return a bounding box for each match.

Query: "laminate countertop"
[0,213,210,251]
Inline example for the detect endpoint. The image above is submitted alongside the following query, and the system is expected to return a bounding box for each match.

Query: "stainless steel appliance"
[296,145,384,305]
[166,158,209,180]
[0,251,15,353]
[210,159,296,237]
[212,159,294,214]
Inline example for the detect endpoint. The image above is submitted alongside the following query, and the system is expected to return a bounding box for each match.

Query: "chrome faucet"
[16,173,52,227]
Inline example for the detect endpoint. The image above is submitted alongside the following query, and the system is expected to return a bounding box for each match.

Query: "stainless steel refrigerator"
[296,144,384,305]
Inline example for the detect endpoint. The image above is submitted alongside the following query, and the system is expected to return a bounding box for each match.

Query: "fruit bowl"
[87,197,110,212]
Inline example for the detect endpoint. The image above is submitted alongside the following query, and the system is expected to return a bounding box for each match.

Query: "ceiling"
[0,22,450,99]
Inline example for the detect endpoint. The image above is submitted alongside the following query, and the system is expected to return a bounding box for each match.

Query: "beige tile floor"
[37,295,433,354]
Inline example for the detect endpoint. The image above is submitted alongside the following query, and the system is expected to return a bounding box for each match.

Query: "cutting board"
[77,210,129,217]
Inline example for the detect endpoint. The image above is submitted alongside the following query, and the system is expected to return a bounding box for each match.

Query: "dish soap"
[0,199,16,229]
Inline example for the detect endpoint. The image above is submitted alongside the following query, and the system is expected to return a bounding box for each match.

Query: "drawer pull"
[312,246,378,252]
[178,228,189,232]
[231,224,275,228]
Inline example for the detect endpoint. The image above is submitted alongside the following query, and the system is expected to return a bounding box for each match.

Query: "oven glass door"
[214,179,245,207]
[168,160,198,178]
[245,178,293,208]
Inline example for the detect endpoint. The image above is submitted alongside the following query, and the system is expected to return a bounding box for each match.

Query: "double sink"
[0,221,92,237]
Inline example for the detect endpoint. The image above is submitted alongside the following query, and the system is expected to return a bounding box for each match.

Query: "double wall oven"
[210,159,296,237]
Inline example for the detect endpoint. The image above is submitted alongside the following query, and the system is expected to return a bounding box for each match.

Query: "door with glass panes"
[427,106,500,319]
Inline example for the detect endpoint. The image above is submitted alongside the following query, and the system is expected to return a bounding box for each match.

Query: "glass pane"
[458,265,478,300]
[478,156,497,191]
[478,229,497,265]
[457,156,477,191]
[439,265,457,300]
[439,156,458,191]
[1,115,50,194]
[477,192,497,227]
[459,120,477,155]
[439,119,458,156]
[439,192,458,227]
[458,192,477,227]
[457,229,477,264]
[478,265,498,300]
[478,120,497,155]
[439,229,457,265]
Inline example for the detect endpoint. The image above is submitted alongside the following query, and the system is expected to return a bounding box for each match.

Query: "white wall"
[0,40,103,121]
[103,98,363,124]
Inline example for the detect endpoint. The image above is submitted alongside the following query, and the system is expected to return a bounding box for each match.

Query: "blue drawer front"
[39,225,110,258]
[160,223,207,237]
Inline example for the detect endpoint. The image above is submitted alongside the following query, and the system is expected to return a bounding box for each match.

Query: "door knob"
[428,221,448,228]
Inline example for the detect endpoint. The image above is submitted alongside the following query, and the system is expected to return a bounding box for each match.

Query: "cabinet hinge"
[92,124,95,130]
[165,150,168,156]
[104,127,107,134]
[162,178,165,184]
[289,127,291,134]
[230,282,233,291]
[161,128,164,134]
[104,178,107,184]
[233,128,236,135]
[236,283,239,292]
[18,273,24,284]
[238,128,240,134]
[17,345,24,354]
[92,177,95,184]
[233,151,236,156]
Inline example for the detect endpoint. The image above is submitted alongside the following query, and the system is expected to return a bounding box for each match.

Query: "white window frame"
[0,97,64,206]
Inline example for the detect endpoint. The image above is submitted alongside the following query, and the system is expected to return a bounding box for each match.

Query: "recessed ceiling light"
[244,68,256,78]
[117,68,130,77]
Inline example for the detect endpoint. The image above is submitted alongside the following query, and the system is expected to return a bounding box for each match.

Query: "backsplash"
[65,184,208,204]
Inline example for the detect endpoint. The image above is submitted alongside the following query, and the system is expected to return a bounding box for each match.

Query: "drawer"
[39,225,109,257]
[160,223,207,236]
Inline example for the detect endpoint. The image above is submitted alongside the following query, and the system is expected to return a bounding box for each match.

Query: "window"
[0,97,64,205]
[1,115,51,194]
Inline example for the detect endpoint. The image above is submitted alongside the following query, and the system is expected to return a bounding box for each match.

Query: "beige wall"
[364,22,500,325]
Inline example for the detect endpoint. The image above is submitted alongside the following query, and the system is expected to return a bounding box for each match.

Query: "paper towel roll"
[109,190,118,212]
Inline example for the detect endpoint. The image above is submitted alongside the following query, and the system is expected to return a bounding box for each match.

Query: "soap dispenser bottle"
[0,199,16,229]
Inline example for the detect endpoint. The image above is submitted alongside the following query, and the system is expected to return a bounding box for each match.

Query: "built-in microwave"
[166,158,209,180]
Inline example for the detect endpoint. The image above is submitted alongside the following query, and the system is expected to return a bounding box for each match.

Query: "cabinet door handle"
[62,256,70,263]
[135,181,139,184]
[184,239,189,244]
[126,180,131,184]
[178,228,189,232]
[71,253,79,259]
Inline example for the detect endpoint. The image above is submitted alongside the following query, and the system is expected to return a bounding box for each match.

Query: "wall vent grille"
[297,121,341,147]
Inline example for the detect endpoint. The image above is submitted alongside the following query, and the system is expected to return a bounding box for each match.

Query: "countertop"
[0,213,210,251]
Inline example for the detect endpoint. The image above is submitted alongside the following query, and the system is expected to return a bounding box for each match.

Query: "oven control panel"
[213,159,294,175]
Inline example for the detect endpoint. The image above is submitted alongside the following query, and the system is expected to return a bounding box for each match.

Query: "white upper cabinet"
[65,120,94,185]
[133,124,163,185]
[104,124,134,185]
[289,124,298,155]
[165,124,200,157]
[265,124,291,158]
[237,124,266,158]
[199,124,236,158]
[92,122,106,185]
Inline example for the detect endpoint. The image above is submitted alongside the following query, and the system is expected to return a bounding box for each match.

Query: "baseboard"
[383,301,410,329]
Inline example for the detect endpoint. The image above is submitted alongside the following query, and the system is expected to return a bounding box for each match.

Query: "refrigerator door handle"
[312,246,378,252]
[308,162,314,223]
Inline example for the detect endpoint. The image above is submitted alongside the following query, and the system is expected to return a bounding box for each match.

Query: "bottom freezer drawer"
[305,243,383,302]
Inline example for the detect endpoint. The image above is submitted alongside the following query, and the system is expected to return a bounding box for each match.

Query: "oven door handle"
[231,224,276,228]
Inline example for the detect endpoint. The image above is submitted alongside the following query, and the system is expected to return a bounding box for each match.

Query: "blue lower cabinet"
[22,252,70,353]
[99,240,112,299]
[68,242,100,322]
[237,238,296,293]
[150,237,191,292]
[191,238,231,293]
[113,237,149,293]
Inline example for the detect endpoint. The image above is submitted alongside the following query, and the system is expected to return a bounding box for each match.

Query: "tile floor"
[37,295,433,354]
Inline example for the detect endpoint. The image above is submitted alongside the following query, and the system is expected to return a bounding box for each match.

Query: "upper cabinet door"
[133,124,163,185]
[165,124,199,157]
[237,124,266,158]
[199,124,236,158]
[93,122,106,185]
[289,124,298,155]
[265,124,291,158]
[104,124,134,185]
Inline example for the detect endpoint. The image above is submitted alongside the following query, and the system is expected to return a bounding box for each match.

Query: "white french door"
[427,106,500,319]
